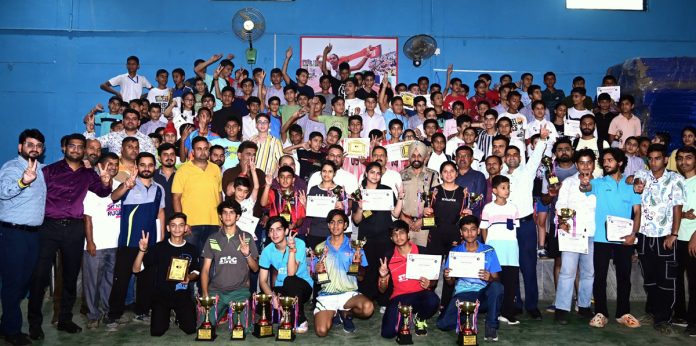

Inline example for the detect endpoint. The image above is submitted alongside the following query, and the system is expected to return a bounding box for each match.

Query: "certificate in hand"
[386,141,414,162]
[362,189,394,211]
[405,254,441,280]
[597,86,620,102]
[344,138,370,158]
[447,251,485,278]
[606,215,634,242]
[237,214,260,234]
[306,195,338,218]
[557,226,589,254]
[564,119,581,138]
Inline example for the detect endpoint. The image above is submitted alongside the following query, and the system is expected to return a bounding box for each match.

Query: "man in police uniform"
[398,141,440,247]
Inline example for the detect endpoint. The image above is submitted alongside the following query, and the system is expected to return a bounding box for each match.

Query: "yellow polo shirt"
[171,160,222,226]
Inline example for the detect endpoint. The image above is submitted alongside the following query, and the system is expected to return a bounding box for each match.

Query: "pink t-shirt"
[608,114,641,147]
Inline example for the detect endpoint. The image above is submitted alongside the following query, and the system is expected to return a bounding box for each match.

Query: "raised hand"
[287,230,297,248]
[21,158,38,186]
[298,190,307,206]
[213,65,223,79]
[378,257,389,277]
[446,64,453,76]
[239,233,251,257]
[138,230,149,252]
[323,44,332,55]
[256,70,266,84]
[98,162,112,186]
[94,103,104,113]
[226,53,235,60]
[264,173,273,186]
[211,53,223,62]
[182,124,195,139]
[540,124,550,140]
[285,46,293,59]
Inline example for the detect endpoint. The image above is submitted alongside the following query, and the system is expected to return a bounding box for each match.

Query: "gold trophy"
[456,300,479,346]
[348,239,366,276]
[280,189,294,223]
[558,208,576,230]
[314,246,331,285]
[252,293,274,338]
[276,296,299,341]
[230,301,247,340]
[421,191,435,227]
[396,303,413,345]
[541,156,559,186]
[350,188,372,218]
[196,296,217,341]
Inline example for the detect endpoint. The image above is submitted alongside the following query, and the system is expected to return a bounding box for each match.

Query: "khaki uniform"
[400,166,439,246]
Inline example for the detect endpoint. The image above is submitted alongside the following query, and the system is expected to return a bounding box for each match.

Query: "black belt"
[45,217,83,226]
[0,221,39,232]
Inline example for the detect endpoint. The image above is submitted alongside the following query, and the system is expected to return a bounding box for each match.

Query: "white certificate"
[405,254,441,280]
[344,138,370,158]
[362,189,394,211]
[237,214,260,234]
[306,195,338,218]
[606,215,634,242]
[447,251,485,279]
[386,141,414,162]
[558,226,589,254]
[564,119,581,138]
[597,86,621,102]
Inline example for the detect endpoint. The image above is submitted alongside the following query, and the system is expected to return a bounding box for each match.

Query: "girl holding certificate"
[306,161,351,250]
[353,162,405,308]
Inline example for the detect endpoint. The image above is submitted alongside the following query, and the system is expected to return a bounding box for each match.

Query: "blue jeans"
[554,238,594,312]
[515,216,538,311]
[0,226,40,336]
[185,225,220,258]
[437,281,503,331]
[381,290,440,338]
[82,248,117,320]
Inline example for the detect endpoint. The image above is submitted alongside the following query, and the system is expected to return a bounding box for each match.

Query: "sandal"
[589,313,608,328]
[616,314,641,328]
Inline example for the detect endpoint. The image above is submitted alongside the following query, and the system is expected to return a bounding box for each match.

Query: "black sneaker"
[577,307,594,319]
[685,324,696,337]
[28,326,43,341]
[56,321,82,334]
[340,312,356,333]
[672,317,688,328]
[332,313,342,327]
[528,309,543,320]
[554,310,569,325]
[5,333,31,346]
[484,325,498,341]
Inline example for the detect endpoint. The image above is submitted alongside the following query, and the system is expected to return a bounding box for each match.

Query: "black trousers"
[107,247,153,319]
[150,291,196,336]
[28,219,84,327]
[593,242,634,318]
[500,265,520,318]
[636,234,678,324]
[273,276,313,324]
[358,237,390,307]
[675,240,696,324]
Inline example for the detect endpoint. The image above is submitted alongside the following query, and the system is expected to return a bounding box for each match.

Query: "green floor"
[19,300,694,346]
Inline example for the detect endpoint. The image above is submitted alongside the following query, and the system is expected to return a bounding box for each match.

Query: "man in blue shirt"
[0,129,46,346]
[258,216,313,334]
[437,215,503,342]
[581,148,641,328]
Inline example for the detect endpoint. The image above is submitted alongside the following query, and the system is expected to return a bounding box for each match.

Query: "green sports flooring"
[16,300,694,345]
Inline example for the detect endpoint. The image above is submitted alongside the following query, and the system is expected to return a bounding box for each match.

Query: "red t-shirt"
[443,94,471,113]
[389,243,426,299]
[267,188,306,228]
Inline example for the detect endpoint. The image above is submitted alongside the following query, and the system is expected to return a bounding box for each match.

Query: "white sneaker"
[498,315,520,325]
[380,306,386,314]
[295,321,309,334]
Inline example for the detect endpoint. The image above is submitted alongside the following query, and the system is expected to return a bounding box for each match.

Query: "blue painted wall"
[1,0,695,162]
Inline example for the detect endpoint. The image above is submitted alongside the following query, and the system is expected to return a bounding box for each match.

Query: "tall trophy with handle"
[196,296,217,341]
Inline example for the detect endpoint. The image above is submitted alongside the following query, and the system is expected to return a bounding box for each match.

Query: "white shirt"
[344,98,366,116]
[108,73,152,102]
[360,112,386,137]
[381,169,403,197]
[525,118,558,156]
[83,182,121,250]
[427,151,449,174]
[504,140,547,217]
[556,173,597,237]
[147,87,172,110]
[498,112,528,143]
[242,115,258,141]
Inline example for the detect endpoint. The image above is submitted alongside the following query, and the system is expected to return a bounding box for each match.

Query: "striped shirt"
[254,135,283,176]
[477,131,496,158]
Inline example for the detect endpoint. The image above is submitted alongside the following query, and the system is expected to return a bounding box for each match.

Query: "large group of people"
[1,48,695,346]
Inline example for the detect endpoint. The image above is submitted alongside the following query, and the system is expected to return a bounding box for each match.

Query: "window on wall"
[566,0,646,11]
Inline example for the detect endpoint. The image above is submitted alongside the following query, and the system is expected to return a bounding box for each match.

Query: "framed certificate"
[596,86,620,102]
[344,138,370,158]
[167,257,189,281]
[447,251,484,279]
[362,189,394,211]
[306,195,338,218]
[386,140,414,162]
[606,215,634,242]
[405,254,441,280]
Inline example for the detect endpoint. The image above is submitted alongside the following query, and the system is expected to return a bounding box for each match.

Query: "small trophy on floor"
[396,303,413,345]
[230,301,247,340]
[456,300,479,346]
[276,296,299,341]
[252,293,274,338]
[196,296,216,341]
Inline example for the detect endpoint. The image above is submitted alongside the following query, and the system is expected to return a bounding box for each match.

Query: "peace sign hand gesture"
[298,190,307,207]
[98,162,112,186]
[21,158,38,186]
[124,166,137,190]
[378,257,389,277]
[138,230,149,252]
[239,233,251,257]
[287,230,297,248]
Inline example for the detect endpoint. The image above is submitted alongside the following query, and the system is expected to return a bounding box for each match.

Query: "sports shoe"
[295,321,309,334]
[498,315,520,325]
[537,249,548,258]
[484,325,498,341]
[414,318,428,336]
[116,314,131,324]
[56,321,82,334]
[340,313,356,333]
[528,309,543,320]
[545,305,556,313]
[685,324,696,337]
[554,310,569,325]
[332,313,342,327]
[28,325,43,341]
[132,314,150,323]
[671,317,688,328]
[104,318,119,332]
[86,319,100,329]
